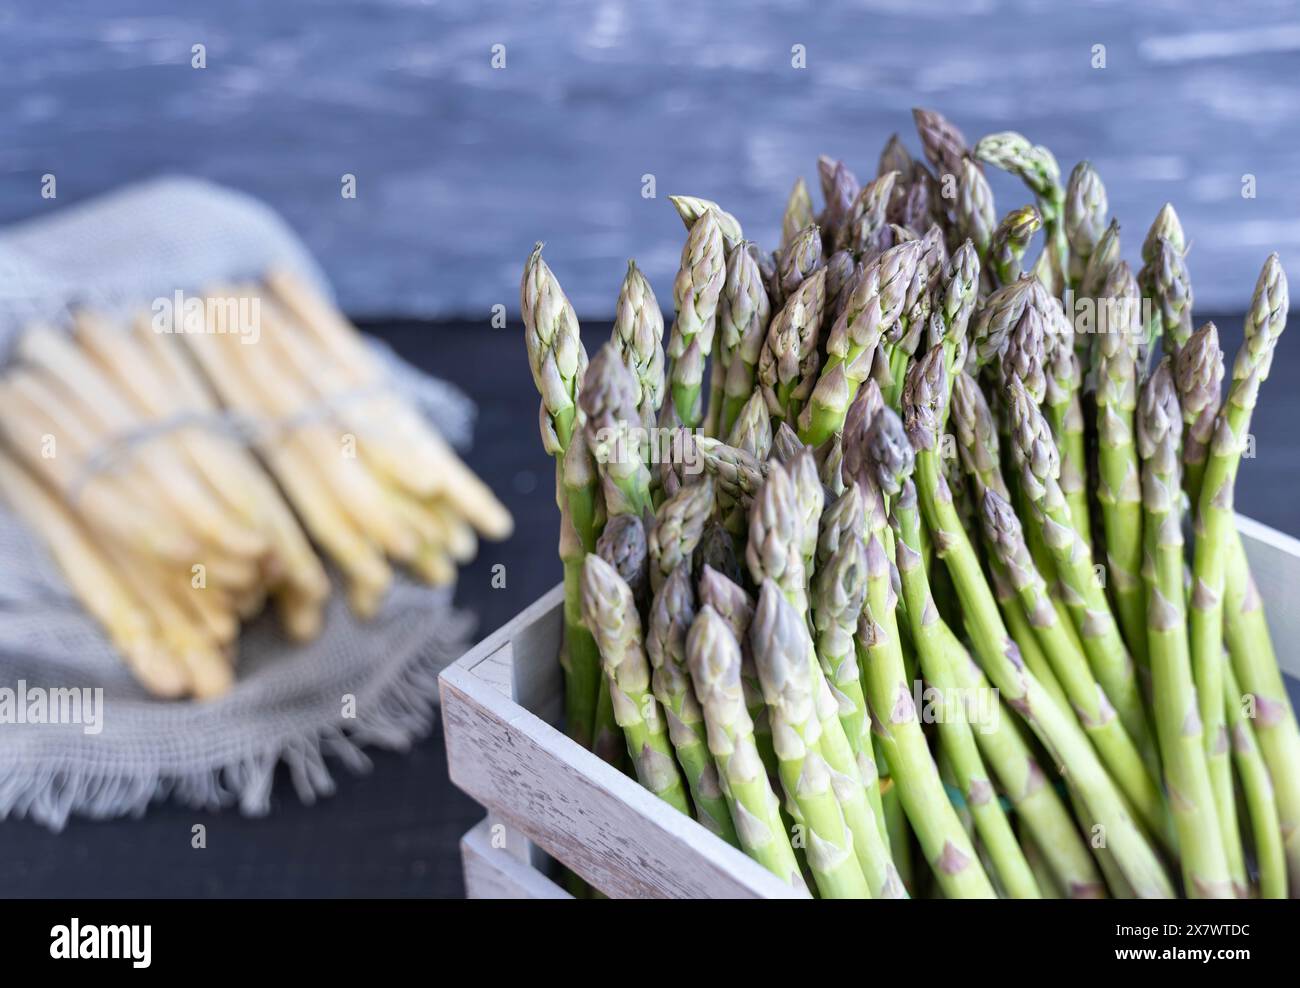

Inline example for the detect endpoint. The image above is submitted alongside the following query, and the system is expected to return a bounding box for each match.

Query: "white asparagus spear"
[0,449,190,697]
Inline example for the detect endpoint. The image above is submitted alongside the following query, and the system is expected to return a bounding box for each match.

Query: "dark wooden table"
[2,313,1297,898]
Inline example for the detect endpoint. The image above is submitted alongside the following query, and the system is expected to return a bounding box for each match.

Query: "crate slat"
[461,818,572,899]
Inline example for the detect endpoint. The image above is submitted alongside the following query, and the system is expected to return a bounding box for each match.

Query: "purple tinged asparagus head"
[901,344,949,452]
[970,275,1035,370]
[841,378,886,487]
[596,513,649,606]
[844,170,899,257]
[778,222,824,298]
[745,459,804,600]
[949,369,1008,498]
[670,209,727,361]
[940,239,981,346]
[771,420,807,465]
[668,195,744,252]
[697,519,743,587]
[912,107,974,183]
[1136,358,1184,511]
[721,241,773,368]
[1005,375,1060,504]
[649,473,716,585]
[1065,161,1108,261]
[879,133,914,179]
[957,157,996,258]
[816,481,866,569]
[865,405,916,498]
[979,486,1028,570]
[1175,321,1225,462]
[580,553,646,686]
[645,560,698,701]
[818,156,861,242]
[698,564,755,639]
[1002,301,1048,403]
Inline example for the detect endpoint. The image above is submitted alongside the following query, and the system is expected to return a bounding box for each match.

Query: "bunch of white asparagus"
[0,270,511,699]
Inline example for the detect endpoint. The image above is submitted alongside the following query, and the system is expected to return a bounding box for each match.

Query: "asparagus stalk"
[905,346,1174,897]
[1039,286,1093,558]
[646,563,739,841]
[839,171,898,258]
[893,480,1042,897]
[697,436,767,535]
[1222,656,1287,899]
[596,513,649,616]
[1190,254,1288,896]
[845,404,996,898]
[1135,358,1232,897]
[581,554,690,812]
[687,606,808,891]
[1005,374,1158,770]
[522,244,602,746]
[745,460,810,616]
[1093,262,1148,667]
[1081,217,1122,300]
[582,343,653,519]
[670,209,726,428]
[981,486,1167,841]
[751,580,871,898]
[810,484,886,844]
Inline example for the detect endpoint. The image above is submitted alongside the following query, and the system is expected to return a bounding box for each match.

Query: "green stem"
[1223,655,1286,899]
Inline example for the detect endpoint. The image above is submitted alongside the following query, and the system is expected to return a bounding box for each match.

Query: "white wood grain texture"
[1237,514,1300,678]
[461,818,572,900]
[441,641,805,898]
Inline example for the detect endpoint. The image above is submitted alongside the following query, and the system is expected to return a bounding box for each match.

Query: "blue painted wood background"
[1,0,1297,316]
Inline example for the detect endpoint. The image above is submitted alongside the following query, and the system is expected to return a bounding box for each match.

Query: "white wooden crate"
[442,515,1300,899]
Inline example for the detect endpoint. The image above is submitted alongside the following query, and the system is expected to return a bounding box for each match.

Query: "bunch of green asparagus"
[521,108,1300,899]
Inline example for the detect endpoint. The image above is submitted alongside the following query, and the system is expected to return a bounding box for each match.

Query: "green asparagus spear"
[687,605,808,890]
[581,554,690,812]
[905,346,1174,897]
[1005,374,1158,770]
[1222,656,1287,899]
[668,194,744,253]
[1191,254,1289,896]
[522,243,602,746]
[646,562,739,841]
[751,580,871,898]
[1135,358,1232,897]
[957,157,996,275]
[975,131,1067,294]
